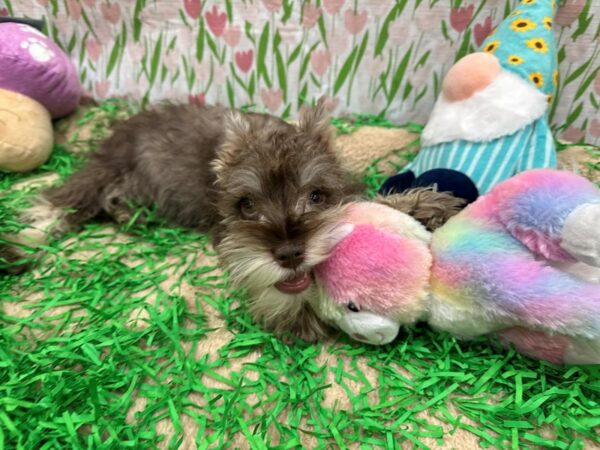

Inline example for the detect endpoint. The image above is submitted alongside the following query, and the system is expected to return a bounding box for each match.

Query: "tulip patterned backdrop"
[3,0,600,144]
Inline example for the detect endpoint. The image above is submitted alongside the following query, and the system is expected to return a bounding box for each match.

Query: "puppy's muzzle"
[272,241,305,270]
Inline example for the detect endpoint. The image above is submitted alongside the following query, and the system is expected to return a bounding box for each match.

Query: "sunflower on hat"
[526,37,549,53]
[479,0,557,95]
[511,18,537,32]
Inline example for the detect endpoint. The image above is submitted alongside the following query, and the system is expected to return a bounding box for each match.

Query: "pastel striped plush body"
[313,169,600,364]
[405,120,557,195]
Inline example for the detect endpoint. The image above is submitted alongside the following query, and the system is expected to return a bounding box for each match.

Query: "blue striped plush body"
[404,118,556,194]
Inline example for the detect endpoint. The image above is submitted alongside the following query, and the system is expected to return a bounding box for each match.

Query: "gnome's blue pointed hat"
[480,0,557,102]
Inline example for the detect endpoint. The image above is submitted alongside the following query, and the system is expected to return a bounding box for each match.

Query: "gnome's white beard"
[422,70,548,146]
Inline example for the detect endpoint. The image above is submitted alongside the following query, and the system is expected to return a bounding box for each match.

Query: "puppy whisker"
[219,246,285,289]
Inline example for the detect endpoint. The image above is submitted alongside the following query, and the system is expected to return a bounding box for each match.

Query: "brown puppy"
[3,99,362,341]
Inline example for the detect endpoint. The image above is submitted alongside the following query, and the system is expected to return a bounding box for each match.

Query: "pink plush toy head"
[312,202,432,345]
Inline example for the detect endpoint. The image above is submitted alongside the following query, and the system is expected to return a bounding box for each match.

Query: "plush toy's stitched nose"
[273,242,305,269]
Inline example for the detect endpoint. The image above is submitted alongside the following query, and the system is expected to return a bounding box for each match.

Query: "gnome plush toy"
[382,0,558,201]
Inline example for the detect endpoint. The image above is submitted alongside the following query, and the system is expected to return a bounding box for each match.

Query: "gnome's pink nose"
[442,52,501,102]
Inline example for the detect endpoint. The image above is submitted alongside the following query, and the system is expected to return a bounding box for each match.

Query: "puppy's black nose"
[273,242,305,269]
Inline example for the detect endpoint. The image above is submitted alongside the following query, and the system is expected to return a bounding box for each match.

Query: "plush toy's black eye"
[347,302,360,312]
[309,190,325,205]
[239,197,258,219]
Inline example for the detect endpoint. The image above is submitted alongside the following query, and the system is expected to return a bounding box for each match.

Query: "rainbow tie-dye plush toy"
[310,169,600,364]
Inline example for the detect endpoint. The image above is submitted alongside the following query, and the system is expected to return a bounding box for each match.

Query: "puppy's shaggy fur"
[375,189,466,232]
[2,100,363,341]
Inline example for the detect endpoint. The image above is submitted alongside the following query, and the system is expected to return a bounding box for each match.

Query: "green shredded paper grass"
[1,101,599,449]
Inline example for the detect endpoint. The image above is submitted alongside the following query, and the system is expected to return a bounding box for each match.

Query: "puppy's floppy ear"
[298,96,335,147]
[213,110,251,181]
[375,188,466,231]
[223,109,250,140]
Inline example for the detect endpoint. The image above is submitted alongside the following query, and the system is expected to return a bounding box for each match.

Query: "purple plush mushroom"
[0,22,80,118]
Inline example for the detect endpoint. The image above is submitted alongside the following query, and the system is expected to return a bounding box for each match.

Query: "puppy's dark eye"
[309,190,325,205]
[238,197,258,219]
[347,302,360,312]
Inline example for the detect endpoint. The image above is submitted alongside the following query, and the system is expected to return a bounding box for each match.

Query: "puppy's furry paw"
[281,304,331,344]
[0,245,31,275]
[376,188,466,231]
